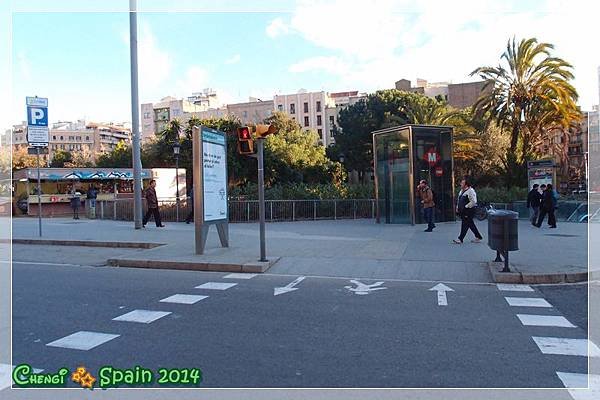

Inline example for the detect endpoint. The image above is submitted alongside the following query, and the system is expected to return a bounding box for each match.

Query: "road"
[8,257,592,390]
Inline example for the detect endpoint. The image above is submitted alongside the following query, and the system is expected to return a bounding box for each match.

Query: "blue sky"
[4,0,600,129]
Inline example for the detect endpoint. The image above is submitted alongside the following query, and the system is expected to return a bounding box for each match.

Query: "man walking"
[417,179,435,232]
[453,177,483,244]
[142,180,165,228]
[536,183,557,229]
[526,184,542,225]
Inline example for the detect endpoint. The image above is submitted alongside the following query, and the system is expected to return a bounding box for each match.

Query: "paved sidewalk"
[9,217,589,283]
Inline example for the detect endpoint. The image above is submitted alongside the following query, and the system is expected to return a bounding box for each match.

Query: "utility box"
[372,124,455,224]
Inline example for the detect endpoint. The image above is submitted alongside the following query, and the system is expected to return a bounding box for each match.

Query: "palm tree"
[160,119,182,144]
[471,37,579,185]
[399,97,483,162]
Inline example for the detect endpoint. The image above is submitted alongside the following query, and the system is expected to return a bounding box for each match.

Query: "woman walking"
[453,177,483,244]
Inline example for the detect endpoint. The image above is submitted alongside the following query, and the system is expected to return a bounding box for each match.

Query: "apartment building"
[141,96,207,142]
[226,99,274,125]
[274,91,336,146]
[324,91,367,146]
[394,78,488,109]
[11,120,131,162]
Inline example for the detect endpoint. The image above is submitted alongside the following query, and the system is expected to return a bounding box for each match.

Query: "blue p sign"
[27,107,48,126]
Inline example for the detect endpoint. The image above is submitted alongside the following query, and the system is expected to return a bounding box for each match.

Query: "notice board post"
[192,126,229,255]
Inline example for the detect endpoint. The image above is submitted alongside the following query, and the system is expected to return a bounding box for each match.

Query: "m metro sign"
[423,147,441,167]
[26,96,49,147]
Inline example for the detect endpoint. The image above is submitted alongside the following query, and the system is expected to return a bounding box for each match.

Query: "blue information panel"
[26,97,49,146]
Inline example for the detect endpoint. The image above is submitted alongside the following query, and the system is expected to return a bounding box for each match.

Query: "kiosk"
[372,124,455,225]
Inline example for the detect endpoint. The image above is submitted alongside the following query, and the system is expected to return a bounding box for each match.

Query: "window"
[316,101,321,112]
[53,135,56,140]
[318,129,323,139]
[330,129,334,138]
[303,102,309,113]
[242,111,248,118]
[143,112,151,119]
[77,136,81,141]
[86,136,90,141]
[277,104,283,111]
[290,103,295,114]
[304,116,309,127]
[60,136,64,140]
[317,115,322,126]
[329,115,334,125]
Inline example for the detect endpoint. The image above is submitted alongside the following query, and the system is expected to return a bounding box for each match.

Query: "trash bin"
[487,210,519,272]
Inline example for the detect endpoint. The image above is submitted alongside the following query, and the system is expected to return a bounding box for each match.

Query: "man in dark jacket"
[526,184,542,225]
[142,180,165,227]
[535,184,557,229]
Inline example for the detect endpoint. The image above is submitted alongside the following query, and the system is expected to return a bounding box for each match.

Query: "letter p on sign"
[30,108,45,125]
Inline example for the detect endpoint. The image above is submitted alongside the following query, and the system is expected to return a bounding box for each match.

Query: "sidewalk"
[10,217,589,283]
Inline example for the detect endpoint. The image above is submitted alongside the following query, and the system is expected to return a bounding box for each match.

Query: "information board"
[202,128,228,222]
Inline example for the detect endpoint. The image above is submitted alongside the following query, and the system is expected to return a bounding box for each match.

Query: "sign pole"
[36,147,42,237]
[257,139,267,262]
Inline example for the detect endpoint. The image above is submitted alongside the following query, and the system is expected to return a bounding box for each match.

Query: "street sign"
[424,147,441,167]
[435,166,443,177]
[26,97,49,147]
[28,147,48,155]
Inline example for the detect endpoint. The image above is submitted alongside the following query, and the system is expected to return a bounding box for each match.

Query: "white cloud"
[224,54,241,65]
[279,0,600,108]
[175,66,209,97]
[265,17,289,38]
[289,56,349,75]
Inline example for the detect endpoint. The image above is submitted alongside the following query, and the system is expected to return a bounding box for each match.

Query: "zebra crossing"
[497,283,598,396]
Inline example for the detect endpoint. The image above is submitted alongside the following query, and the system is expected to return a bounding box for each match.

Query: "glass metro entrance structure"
[373,124,455,224]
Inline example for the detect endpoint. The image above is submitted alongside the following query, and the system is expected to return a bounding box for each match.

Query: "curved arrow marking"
[429,283,454,306]
[274,276,306,296]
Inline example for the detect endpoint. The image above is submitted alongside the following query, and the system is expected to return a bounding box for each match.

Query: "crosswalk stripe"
[112,309,171,324]
[517,314,576,328]
[556,372,600,400]
[223,273,257,280]
[532,337,600,357]
[46,331,120,351]
[497,284,534,292]
[195,282,237,290]
[160,294,208,304]
[505,297,552,308]
[0,364,43,390]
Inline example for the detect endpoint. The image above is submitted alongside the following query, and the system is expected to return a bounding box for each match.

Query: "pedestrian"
[142,179,165,228]
[526,183,542,225]
[69,183,81,220]
[417,179,435,232]
[185,185,194,224]
[536,183,558,229]
[453,177,483,244]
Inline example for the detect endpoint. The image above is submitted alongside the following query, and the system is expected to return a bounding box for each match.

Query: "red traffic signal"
[237,126,254,155]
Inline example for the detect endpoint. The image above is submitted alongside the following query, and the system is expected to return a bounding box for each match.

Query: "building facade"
[394,78,488,109]
[274,91,336,146]
[141,97,207,142]
[226,99,274,125]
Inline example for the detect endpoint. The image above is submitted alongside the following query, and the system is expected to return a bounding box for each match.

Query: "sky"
[3,0,600,130]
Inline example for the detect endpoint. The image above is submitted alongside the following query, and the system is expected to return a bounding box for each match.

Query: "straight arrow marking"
[274,276,306,296]
[429,283,454,306]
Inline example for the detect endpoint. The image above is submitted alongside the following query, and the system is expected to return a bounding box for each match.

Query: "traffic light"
[237,126,254,155]
[254,124,277,138]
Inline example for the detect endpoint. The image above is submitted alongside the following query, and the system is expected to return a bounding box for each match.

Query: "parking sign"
[26,97,49,146]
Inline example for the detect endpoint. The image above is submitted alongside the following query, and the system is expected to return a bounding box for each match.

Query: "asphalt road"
[9,259,591,390]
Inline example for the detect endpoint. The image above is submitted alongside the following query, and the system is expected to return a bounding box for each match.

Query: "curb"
[488,262,588,284]
[107,257,280,273]
[12,238,164,249]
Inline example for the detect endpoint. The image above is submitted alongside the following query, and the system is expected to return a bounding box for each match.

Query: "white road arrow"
[429,283,454,306]
[344,280,387,295]
[274,276,306,296]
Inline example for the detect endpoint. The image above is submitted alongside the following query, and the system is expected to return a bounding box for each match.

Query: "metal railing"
[95,198,377,223]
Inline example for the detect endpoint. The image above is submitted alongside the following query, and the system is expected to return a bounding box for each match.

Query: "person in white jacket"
[453,177,483,244]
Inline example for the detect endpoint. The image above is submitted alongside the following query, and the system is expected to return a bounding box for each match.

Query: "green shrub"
[475,186,528,203]
[229,183,373,200]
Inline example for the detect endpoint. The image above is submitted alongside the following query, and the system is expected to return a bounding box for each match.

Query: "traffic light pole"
[257,139,267,262]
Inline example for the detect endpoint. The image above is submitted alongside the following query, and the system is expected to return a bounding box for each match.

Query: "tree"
[263,112,345,185]
[50,150,72,167]
[471,37,580,186]
[11,146,41,170]
[67,147,95,167]
[95,140,132,168]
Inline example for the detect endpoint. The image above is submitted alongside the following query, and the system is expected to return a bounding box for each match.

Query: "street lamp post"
[173,142,181,222]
